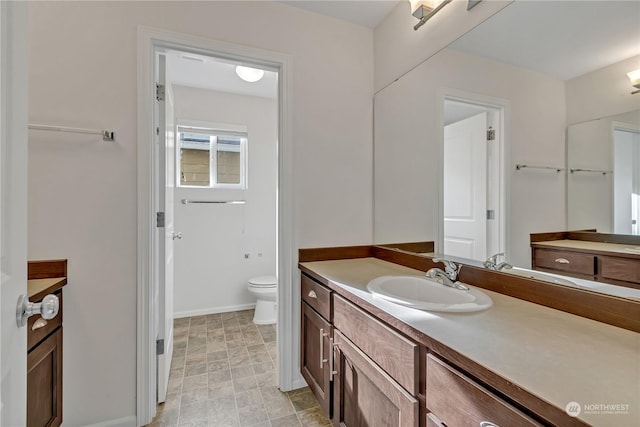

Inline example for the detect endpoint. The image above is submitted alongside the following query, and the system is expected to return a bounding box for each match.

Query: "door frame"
[136,27,294,425]
[437,88,509,261]
[611,121,640,234]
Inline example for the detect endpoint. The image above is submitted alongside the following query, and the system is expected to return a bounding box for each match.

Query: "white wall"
[27,2,373,425]
[374,48,566,268]
[373,0,511,92]
[172,85,277,317]
[566,55,640,125]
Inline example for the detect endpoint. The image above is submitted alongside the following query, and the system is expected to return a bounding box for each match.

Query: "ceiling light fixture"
[627,69,640,94]
[410,0,452,31]
[235,66,265,83]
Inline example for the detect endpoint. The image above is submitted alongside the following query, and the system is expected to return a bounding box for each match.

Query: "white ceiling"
[280,1,400,28]
[166,51,278,99]
[450,0,640,80]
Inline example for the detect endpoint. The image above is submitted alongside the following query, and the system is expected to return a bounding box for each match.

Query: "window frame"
[176,120,248,190]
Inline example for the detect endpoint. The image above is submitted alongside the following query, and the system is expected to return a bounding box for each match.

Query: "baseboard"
[174,303,256,319]
[83,415,137,427]
[290,376,309,391]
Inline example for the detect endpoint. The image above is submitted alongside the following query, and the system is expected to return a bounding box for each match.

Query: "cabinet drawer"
[534,249,595,275]
[301,274,332,321]
[426,354,541,427]
[28,290,62,352]
[333,294,418,395]
[600,256,640,283]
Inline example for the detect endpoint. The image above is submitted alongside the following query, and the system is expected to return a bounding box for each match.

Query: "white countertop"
[300,258,640,426]
[534,239,640,256]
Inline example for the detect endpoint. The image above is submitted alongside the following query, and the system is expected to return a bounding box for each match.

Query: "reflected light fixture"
[410,0,452,31]
[235,66,264,83]
[627,69,640,94]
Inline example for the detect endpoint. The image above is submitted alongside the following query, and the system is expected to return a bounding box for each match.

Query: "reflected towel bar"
[29,123,115,141]
[569,168,612,175]
[515,164,565,172]
[181,199,245,205]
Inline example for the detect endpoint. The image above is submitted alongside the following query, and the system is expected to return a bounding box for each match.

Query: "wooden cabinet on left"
[27,326,62,427]
[27,259,67,427]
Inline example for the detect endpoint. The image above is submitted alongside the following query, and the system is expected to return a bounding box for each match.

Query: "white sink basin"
[501,267,577,287]
[367,275,492,313]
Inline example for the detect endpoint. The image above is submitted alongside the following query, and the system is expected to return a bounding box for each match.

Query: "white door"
[443,112,487,261]
[0,2,29,425]
[156,53,175,403]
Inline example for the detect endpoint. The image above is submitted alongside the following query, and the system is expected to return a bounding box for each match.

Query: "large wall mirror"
[373,1,640,296]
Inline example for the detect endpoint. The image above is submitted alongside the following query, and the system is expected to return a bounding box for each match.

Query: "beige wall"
[27,2,373,425]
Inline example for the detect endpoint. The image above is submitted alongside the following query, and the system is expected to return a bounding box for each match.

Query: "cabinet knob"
[554,258,570,264]
[480,423,499,427]
[32,318,48,331]
[307,290,317,299]
[16,293,60,327]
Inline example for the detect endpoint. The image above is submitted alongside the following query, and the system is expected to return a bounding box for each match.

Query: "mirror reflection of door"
[443,99,501,261]
[613,127,640,235]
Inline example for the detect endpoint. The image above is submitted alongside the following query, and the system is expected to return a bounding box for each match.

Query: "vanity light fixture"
[410,0,452,31]
[627,69,640,94]
[235,65,264,83]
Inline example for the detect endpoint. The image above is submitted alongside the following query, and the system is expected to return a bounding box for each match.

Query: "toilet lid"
[249,275,277,286]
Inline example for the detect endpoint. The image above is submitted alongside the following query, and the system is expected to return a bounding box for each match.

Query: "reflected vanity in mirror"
[373,1,640,301]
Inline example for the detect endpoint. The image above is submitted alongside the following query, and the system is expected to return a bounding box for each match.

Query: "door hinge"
[487,209,495,220]
[156,127,160,136]
[156,84,165,101]
[486,127,495,141]
[156,212,165,228]
[156,339,164,355]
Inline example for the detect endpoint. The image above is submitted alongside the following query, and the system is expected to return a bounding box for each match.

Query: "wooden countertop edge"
[531,241,640,260]
[28,277,67,301]
[298,264,587,427]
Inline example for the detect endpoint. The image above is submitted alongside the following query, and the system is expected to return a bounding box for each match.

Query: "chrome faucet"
[426,258,468,290]
[483,253,513,271]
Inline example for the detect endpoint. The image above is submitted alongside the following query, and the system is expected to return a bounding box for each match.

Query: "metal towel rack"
[569,168,612,175]
[181,199,245,205]
[515,164,565,172]
[29,123,115,141]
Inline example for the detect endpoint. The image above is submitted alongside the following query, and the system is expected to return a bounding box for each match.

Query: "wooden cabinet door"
[301,302,332,417]
[27,328,62,427]
[332,330,418,427]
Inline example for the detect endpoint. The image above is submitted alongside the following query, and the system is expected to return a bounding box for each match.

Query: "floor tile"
[153,310,331,427]
[269,414,301,427]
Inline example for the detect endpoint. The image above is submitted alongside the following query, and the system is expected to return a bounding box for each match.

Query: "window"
[177,125,247,189]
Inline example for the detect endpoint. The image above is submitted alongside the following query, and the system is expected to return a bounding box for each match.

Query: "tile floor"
[149,309,331,427]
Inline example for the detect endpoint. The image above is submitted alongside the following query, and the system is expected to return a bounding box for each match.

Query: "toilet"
[247,275,277,325]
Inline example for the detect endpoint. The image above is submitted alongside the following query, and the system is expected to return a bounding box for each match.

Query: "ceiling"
[167,52,278,99]
[450,0,640,80]
[280,1,400,28]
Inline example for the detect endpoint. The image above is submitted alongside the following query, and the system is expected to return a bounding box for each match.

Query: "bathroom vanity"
[27,260,67,427]
[531,231,640,289]
[299,246,639,427]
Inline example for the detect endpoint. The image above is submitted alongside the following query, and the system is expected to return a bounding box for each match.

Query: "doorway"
[441,96,505,262]
[137,28,295,425]
[156,47,279,401]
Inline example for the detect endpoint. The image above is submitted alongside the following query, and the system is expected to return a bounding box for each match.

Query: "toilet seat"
[248,275,277,287]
